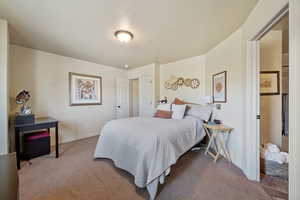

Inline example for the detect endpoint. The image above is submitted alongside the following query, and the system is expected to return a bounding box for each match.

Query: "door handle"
[117,106,121,108]
[256,115,260,119]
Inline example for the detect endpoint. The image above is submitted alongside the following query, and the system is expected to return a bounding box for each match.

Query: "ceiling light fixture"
[115,30,134,43]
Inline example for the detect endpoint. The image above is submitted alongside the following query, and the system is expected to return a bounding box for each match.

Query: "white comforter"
[94,116,204,199]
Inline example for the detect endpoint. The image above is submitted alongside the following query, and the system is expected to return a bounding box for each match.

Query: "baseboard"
[51,132,99,146]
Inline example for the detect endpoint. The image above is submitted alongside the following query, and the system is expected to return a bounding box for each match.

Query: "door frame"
[245,4,289,182]
[287,1,300,199]
[129,78,139,117]
[246,2,300,199]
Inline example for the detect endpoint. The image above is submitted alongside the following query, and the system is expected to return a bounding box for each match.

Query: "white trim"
[289,1,299,199]
[0,20,9,155]
[246,2,300,199]
[245,41,260,181]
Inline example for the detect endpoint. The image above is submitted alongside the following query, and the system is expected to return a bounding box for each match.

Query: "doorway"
[129,79,139,117]
[258,13,289,200]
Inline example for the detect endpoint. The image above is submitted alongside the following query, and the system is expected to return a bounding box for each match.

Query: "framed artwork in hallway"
[260,71,280,95]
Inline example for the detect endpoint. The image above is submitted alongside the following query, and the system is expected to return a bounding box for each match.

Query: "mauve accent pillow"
[153,110,172,119]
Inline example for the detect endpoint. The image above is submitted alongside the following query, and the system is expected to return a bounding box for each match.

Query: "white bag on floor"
[261,143,288,164]
[264,143,280,153]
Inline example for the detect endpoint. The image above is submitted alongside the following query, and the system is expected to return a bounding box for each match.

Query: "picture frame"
[212,71,227,103]
[260,71,280,95]
[69,72,102,106]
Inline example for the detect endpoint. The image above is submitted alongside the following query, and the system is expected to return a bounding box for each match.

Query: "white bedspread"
[94,116,204,199]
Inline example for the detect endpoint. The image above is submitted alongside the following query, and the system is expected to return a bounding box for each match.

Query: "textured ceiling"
[0,0,258,68]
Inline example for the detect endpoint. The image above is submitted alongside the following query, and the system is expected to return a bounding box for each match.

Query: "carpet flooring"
[19,136,272,200]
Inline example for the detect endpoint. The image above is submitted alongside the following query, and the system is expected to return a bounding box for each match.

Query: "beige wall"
[9,45,126,145]
[205,28,245,168]
[154,62,160,106]
[127,64,154,80]
[160,56,206,103]
[260,31,283,147]
[0,19,9,155]
[282,29,289,54]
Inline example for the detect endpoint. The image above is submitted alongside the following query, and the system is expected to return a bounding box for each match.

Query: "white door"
[116,78,129,119]
[139,76,154,117]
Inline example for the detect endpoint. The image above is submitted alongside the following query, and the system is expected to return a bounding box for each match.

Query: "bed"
[94,103,211,199]
[94,98,212,199]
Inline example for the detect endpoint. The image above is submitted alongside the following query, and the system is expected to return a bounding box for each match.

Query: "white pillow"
[156,103,171,111]
[171,104,187,119]
[186,104,212,121]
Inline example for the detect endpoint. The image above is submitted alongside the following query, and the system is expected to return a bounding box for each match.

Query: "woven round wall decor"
[184,78,192,87]
[171,83,178,90]
[191,78,200,89]
[177,77,184,86]
[164,81,172,89]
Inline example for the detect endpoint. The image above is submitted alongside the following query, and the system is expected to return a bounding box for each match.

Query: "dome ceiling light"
[114,30,134,43]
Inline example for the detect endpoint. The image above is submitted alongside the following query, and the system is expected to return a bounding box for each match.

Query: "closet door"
[116,78,129,119]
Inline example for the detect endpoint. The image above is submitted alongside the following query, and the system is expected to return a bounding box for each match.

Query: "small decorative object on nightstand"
[15,90,35,125]
[203,123,233,162]
[159,96,168,104]
[15,90,32,115]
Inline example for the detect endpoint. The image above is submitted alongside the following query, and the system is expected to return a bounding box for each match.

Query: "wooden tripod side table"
[203,123,233,162]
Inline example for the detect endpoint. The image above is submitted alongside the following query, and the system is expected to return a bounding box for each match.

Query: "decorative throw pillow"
[171,104,187,119]
[153,110,172,119]
[172,98,191,111]
[156,103,171,111]
[185,104,212,122]
[172,97,185,105]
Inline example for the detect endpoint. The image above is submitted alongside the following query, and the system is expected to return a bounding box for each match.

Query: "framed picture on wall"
[69,72,102,106]
[212,71,227,103]
[260,71,280,95]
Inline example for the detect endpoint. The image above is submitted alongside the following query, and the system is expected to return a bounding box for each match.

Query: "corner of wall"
[0,19,9,155]
[154,62,160,106]
[204,26,245,170]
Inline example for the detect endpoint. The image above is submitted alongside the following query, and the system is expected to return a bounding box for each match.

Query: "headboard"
[181,95,212,105]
